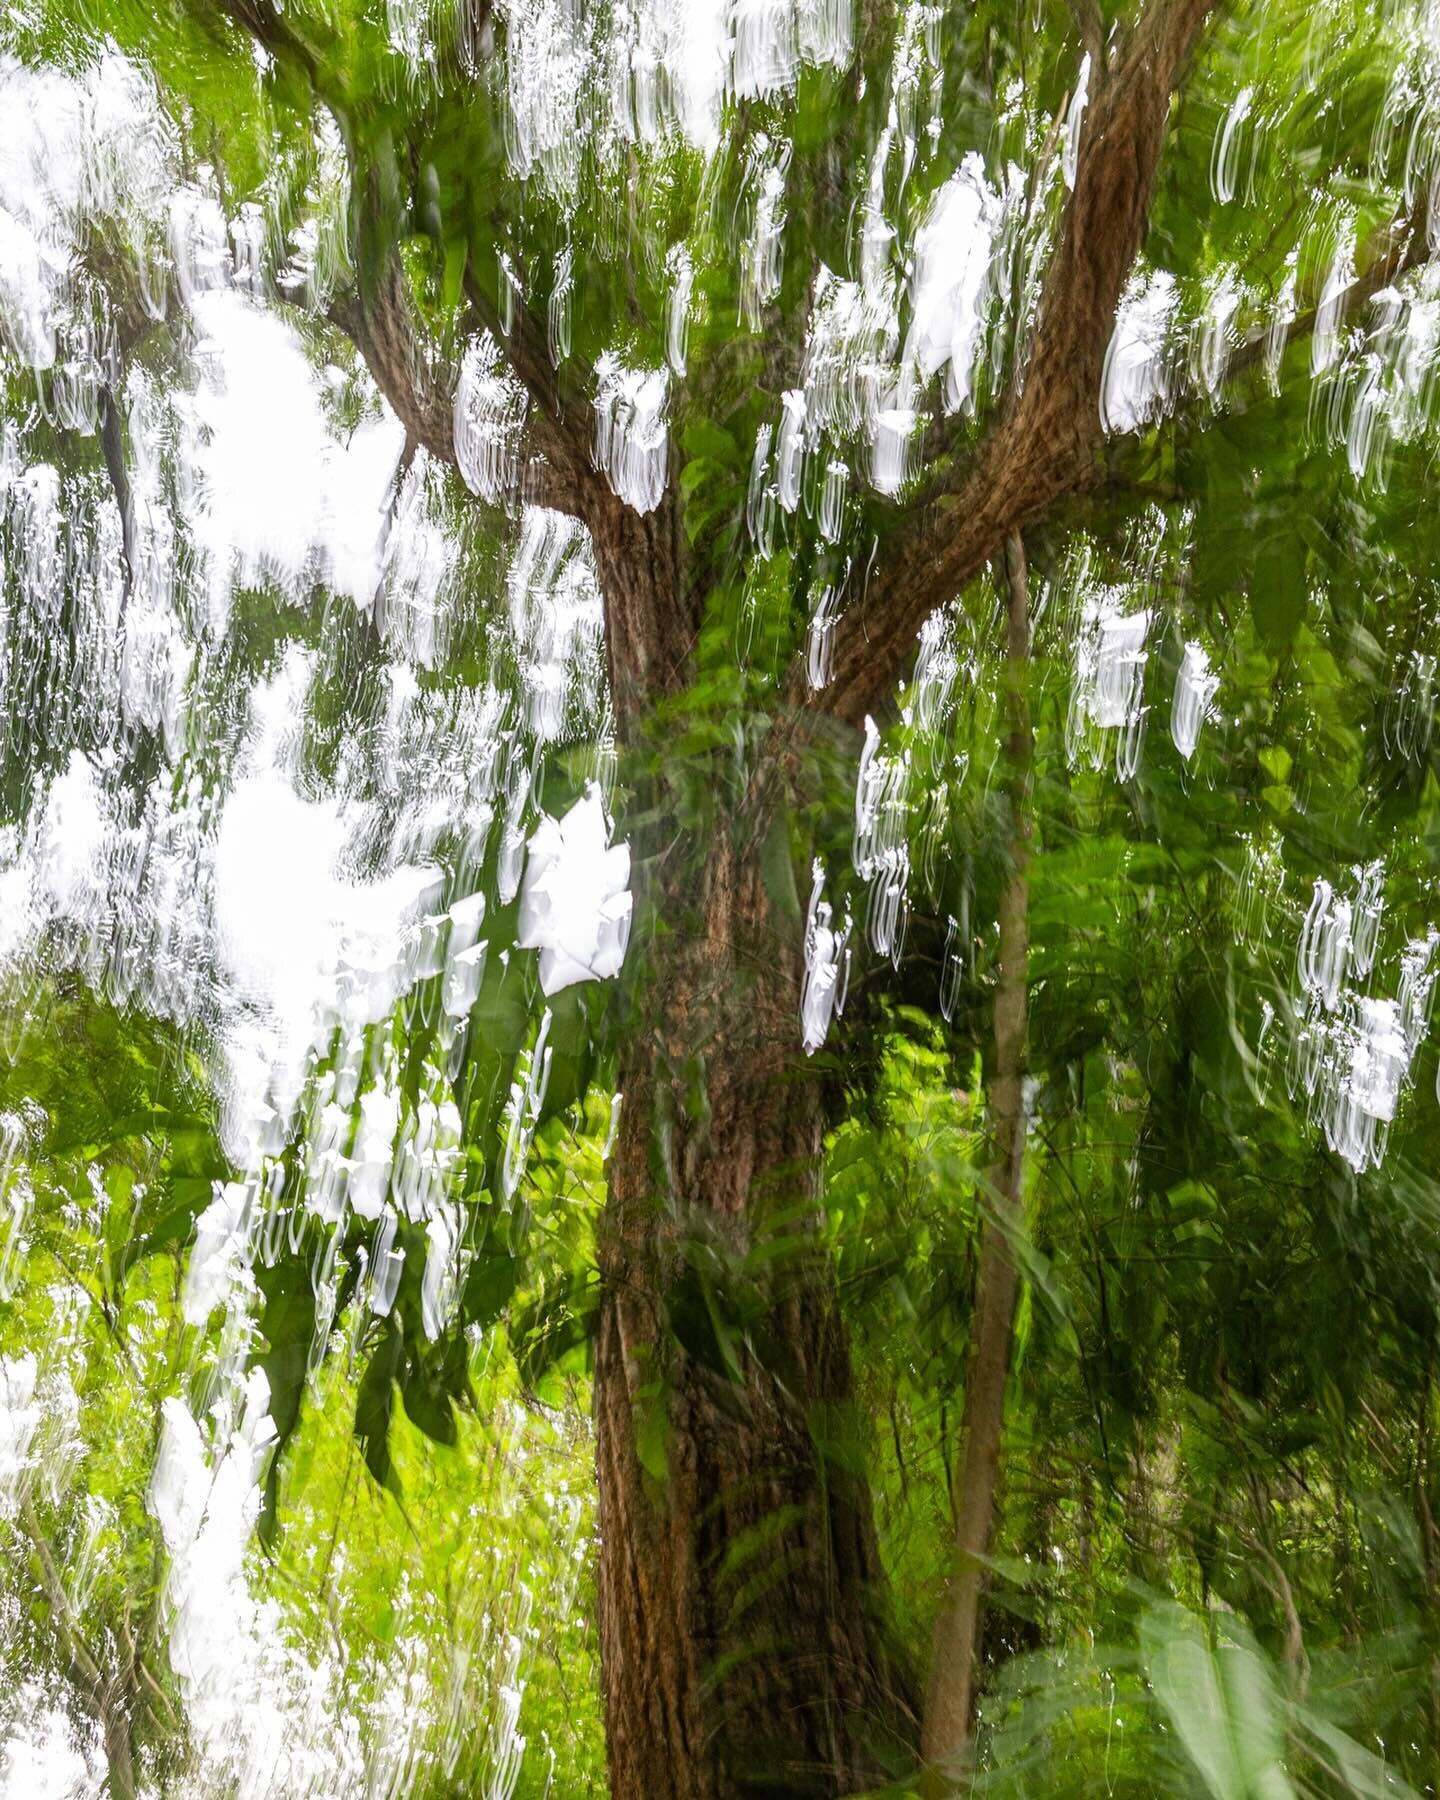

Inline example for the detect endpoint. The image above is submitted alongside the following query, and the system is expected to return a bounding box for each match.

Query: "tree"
[5,0,1440,1794]
[128,2,1222,1789]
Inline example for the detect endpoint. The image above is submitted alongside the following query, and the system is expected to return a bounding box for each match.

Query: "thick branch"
[328,270,455,467]
[459,261,614,512]
[1070,0,1106,64]
[1230,185,1438,381]
[212,0,688,724]
[209,1,452,466]
[210,0,329,97]
[99,387,137,610]
[331,231,688,725]
[821,0,1218,731]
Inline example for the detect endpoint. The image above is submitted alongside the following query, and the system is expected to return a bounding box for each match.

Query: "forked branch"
[212,0,597,505]
[209,0,687,720]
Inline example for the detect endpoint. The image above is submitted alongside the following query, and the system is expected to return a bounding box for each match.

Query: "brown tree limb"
[330,229,688,725]
[98,388,137,609]
[210,0,583,485]
[820,0,1219,732]
[328,271,455,468]
[1069,0,1106,64]
[1229,183,1438,381]
[919,532,1032,1792]
[208,0,329,98]
[209,0,458,473]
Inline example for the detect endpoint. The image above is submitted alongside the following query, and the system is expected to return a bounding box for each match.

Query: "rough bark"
[582,484,693,727]
[595,828,913,1798]
[920,534,1032,1790]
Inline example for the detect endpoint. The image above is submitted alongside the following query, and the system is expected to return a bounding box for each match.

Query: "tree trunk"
[595,826,913,1798]
[921,533,1032,1789]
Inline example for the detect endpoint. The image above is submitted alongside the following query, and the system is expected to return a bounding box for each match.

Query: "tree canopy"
[3,0,1440,1794]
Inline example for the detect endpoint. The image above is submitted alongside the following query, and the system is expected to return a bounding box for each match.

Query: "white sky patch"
[499,0,589,190]
[213,763,443,1159]
[1211,85,1254,204]
[776,388,807,512]
[188,290,405,612]
[168,181,230,307]
[34,751,110,919]
[1311,223,1356,378]
[1171,641,1219,761]
[501,0,853,167]
[853,716,911,965]
[801,859,851,1053]
[666,243,695,375]
[0,208,57,371]
[730,0,855,100]
[730,0,856,100]
[1285,866,1435,1173]
[1302,989,1415,1175]
[0,1683,104,1800]
[518,786,632,995]
[183,1180,251,1326]
[593,356,669,515]
[150,1376,367,1798]
[1298,876,1353,1012]
[802,263,902,445]
[0,51,172,377]
[732,0,802,99]
[608,0,732,152]
[1192,266,1242,399]
[506,506,607,743]
[0,1350,39,1498]
[740,138,790,330]
[1344,997,1408,1125]
[905,154,1002,416]
[1101,267,1178,434]
[1340,274,1440,483]
[454,330,527,501]
[1062,53,1091,191]
[1067,589,1151,777]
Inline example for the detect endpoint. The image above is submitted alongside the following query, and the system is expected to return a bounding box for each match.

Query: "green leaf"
[400,1350,459,1447]
[1250,536,1306,646]
[759,804,802,927]
[460,1249,519,1331]
[256,1257,321,1544]
[355,1317,405,1497]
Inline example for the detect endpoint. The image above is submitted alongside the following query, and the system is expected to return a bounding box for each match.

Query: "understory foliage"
[1,0,1440,1794]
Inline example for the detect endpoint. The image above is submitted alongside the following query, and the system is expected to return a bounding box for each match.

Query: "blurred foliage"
[3,0,1440,1792]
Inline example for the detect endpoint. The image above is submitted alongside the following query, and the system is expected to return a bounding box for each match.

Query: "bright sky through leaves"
[2,0,1440,1793]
